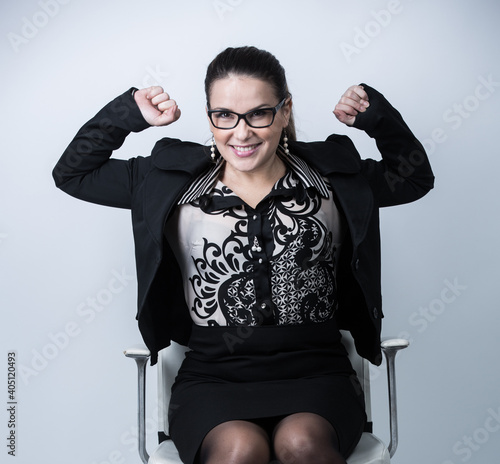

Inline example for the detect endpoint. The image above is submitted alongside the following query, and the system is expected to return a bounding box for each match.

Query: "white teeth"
[233,144,258,153]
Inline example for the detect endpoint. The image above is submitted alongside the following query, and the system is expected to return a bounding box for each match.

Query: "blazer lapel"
[291,136,373,247]
[143,138,212,245]
[152,137,212,172]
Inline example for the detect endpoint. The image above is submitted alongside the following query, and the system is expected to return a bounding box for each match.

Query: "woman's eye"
[216,112,234,119]
[251,110,266,118]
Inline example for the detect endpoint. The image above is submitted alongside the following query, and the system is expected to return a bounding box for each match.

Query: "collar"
[177,148,329,205]
[151,136,361,177]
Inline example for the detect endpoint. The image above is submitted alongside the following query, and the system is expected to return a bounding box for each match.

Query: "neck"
[221,155,286,208]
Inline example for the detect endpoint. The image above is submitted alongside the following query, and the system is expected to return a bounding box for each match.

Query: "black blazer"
[53,84,434,365]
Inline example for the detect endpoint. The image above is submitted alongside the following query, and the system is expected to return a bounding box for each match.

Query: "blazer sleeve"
[52,88,152,209]
[351,84,435,207]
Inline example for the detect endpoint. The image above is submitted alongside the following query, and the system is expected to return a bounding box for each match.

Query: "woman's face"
[207,75,291,177]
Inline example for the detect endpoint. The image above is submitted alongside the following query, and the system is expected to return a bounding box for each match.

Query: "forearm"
[53,88,149,186]
[354,84,435,206]
[53,88,151,208]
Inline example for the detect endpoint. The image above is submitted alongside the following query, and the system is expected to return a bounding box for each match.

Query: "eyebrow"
[210,103,272,112]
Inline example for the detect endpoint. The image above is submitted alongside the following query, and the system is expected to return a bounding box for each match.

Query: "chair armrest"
[380,338,409,459]
[124,345,151,464]
[381,338,409,351]
[124,345,151,359]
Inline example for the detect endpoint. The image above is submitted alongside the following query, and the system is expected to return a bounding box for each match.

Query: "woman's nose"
[232,117,253,139]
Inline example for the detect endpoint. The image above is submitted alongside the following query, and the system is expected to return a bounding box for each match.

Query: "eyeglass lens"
[211,109,275,129]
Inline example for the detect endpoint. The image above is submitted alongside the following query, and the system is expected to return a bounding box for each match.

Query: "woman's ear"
[206,106,213,130]
[282,98,292,127]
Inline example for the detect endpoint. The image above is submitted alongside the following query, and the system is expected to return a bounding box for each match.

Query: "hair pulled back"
[205,46,296,141]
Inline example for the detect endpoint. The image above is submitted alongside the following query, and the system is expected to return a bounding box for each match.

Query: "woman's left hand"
[333,85,370,126]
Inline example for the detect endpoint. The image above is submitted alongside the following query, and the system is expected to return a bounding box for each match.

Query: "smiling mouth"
[231,143,261,155]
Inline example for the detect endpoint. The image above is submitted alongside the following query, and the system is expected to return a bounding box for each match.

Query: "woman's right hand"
[134,86,181,126]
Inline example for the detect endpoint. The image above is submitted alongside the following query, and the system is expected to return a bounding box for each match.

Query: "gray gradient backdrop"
[1,1,499,463]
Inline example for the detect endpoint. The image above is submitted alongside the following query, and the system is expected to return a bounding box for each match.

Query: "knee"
[226,437,269,464]
[203,444,269,464]
[200,421,270,464]
[203,440,269,464]
[275,445,343,464]
[274,433,319,463]
[274,431,345,464]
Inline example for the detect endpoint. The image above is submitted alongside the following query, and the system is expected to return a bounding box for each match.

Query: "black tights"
[199,412,347,464]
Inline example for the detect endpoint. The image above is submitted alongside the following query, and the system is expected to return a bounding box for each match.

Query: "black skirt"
[168,318,366,464]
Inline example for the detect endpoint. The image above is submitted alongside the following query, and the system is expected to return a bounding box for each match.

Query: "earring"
[210,135,216,161]
[282,131,290,155]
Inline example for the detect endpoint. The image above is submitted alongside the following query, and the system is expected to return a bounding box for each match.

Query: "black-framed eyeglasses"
[208,97,287,130]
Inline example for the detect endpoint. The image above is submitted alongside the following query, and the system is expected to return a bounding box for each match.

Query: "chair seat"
[148,439,179,464]
[346,433,390,464]
[148,432,390,464]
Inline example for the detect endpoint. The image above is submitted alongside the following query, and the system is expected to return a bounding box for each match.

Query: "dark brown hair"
[205,46,296,141]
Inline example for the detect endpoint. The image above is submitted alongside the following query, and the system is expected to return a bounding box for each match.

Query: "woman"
[53,46,434,464]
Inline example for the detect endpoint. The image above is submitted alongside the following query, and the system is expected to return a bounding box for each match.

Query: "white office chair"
[124,332,408,464]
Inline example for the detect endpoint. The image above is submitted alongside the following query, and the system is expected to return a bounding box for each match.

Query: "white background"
[1,1,499,463]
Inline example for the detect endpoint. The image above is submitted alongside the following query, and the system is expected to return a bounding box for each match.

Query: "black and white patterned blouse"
[165,151,345,327]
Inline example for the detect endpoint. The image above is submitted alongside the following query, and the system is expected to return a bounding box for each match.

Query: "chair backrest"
[156,330,372,438]
[339,330,372,426]
[157,342,189,437]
